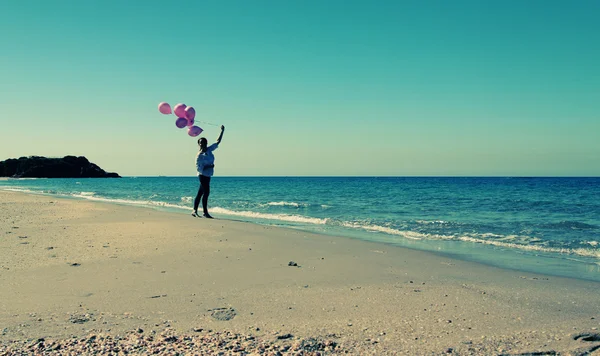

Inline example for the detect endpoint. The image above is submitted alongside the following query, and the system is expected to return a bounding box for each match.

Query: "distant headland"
[0,156,120,178]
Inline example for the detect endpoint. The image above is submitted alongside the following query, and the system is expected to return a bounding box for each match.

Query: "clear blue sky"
[1,0,598,176]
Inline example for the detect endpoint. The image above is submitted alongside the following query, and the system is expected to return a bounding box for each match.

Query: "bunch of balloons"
[158,102,203,137]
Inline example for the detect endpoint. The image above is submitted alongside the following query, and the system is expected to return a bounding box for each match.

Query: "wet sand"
[1,190,599,355]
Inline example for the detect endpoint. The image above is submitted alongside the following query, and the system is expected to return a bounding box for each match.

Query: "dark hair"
[198,137,207,145]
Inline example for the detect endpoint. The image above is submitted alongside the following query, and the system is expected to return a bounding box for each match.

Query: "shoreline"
[1,190,599,354]
[2,184,599,284]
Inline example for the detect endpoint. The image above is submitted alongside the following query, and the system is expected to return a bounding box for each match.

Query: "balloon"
[185,106,196,120]
[188,126,203,137]
[158,102,171,115]
[186,117,195,127]
[173,103,187,118]
[175,117,188,129]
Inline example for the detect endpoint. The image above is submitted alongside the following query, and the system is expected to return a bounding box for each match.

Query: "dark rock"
[295,337,335,351]
[276,333,293,340]
[69,314,90,324]
[0,156,120,178]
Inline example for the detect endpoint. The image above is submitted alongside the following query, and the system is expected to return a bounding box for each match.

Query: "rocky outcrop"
[0,156,120,178]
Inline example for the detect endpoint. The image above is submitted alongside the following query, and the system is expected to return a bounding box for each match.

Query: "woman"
[193,125,225,218]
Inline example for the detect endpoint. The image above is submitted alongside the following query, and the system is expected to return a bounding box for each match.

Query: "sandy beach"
[1,190,599,355]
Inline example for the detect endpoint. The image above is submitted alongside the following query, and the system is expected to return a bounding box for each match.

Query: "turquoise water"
[2,177,599,281]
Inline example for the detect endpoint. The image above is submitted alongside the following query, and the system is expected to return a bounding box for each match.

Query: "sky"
[1,0,599,177]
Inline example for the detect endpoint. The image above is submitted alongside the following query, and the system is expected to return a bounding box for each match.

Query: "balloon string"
[195,120,220,127]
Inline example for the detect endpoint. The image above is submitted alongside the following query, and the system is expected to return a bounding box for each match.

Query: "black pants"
[194,175,211,214]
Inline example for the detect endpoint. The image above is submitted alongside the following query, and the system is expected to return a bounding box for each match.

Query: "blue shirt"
[195,143,219,177]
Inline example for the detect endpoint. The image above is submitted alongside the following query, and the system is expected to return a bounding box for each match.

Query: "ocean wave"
[340,221,428,240]
[266,201,304,208]
[66,194,189,211]
[416,220,450,225]
[211,207,328,225]
[478,232,508,239]
[1,187,35,193]
[457,235,600,259]
[1,187,63,196]
[542,221,598,230]
[1,177,42,180]
[76,192,96,197]
[335,221,599,260]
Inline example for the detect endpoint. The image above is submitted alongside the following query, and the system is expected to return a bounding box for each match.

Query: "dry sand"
[0,190,599,355]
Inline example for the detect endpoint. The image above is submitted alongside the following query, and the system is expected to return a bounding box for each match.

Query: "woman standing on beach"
[193,125,225,218]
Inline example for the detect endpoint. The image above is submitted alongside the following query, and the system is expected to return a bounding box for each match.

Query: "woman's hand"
[216,126,225,144]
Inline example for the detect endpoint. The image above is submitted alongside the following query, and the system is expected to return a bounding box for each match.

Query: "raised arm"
[216,125,225,144]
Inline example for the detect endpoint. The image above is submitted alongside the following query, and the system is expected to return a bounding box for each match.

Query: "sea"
[1,177,599,282]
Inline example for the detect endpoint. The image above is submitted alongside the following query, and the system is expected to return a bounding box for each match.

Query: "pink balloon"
[186,117,195,127]
[173,103,187,118]
[185,106,196,120]
[188,126,203,137]
[175,117,188,129]
[158,102,171,115]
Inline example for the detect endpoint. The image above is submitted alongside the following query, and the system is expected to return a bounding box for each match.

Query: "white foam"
[457,236,600,259]
[337,221,599,260]
[1,188,35,193]
[340,222,428,240]
[69,194,189,211]
[479,232,507,239]
[266,201,303,208]
[211,207,328,225]
[5,178,41,180]
[416,220,449,225]
[147,201,189,210]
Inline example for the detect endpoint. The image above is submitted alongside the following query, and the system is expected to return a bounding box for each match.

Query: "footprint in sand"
[573,332,600,342]
[209,308,237,321]
[569,332,600,354]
